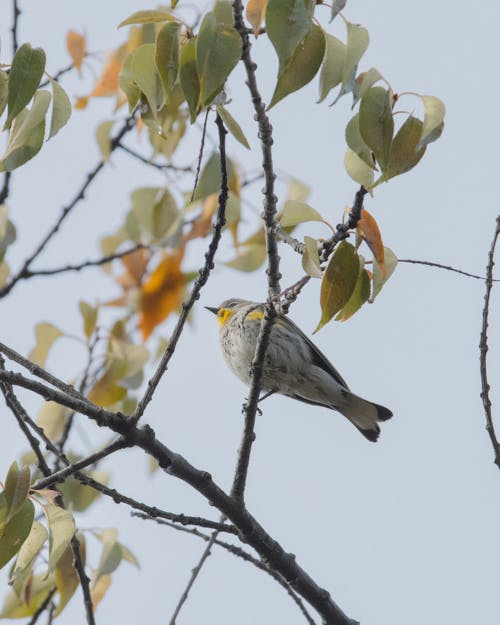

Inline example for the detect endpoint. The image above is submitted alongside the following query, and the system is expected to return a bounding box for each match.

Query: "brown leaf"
[184,194,217,242]
[246,0,268,36]
[119,249,149,288]
[139,251,185,340]
[357,209,386,278]
[66,31,86,76]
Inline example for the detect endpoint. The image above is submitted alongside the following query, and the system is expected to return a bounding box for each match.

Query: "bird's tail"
[337,392,393,442]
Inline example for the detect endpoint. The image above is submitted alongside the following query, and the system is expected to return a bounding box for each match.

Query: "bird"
[206,298,392,442]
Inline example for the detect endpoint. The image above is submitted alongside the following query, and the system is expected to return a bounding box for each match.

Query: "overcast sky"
[1,2,500,625]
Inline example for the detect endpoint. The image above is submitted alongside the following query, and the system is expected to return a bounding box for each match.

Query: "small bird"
[206,298,392,442]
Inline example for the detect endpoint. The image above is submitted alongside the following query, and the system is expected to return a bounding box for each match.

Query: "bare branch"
[26,589,56,625]
[190,109,210,202]
[11,0,20,54]
[134,112,229,422]
[0,171,11,204]
[398,258,500,281]
[480,214,500,468]
[117,143,194,173]
[39,62,77,88]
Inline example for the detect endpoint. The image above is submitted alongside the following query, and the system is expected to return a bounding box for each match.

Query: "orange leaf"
[246,0,268,36]
[120,249,150,288]
[66,31,87,76]
[139,251,185,340]
[74,96,89,110]
[184,194,217,242]
[357,209,386,278]
[91,53,122,97]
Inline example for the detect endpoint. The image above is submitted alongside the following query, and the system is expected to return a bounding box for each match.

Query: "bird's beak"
[205,306,218,315]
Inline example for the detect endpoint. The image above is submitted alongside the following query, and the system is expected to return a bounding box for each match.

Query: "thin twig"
[26,589,57,625]
[118,143,193,173]
[0,171,11,204]
[71,534,95,625]
[134,514,317,625]
[22,244,147,278]
[11,0,20,55]
[39,62,77,88]
[479,214,500,468]
[190,109,210,202]
[0,115,136,298]
[133,112,229,422]
[398,258,500,281]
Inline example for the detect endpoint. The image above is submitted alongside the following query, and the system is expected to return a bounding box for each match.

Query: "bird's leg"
[258,389,276,403]
[241,390,276,416]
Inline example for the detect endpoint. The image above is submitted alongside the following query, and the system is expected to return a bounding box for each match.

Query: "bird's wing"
[278,314,350,390]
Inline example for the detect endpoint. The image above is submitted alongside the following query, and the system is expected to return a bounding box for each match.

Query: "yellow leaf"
[28,322,63,367]
[66,31,86,76]
[74,96,89,110]
[91,573,111,610]
[246,0,268,37]
[357,209,386,278]
[36,401,68,442]
[88,371,127,407]
[139,251,185,340]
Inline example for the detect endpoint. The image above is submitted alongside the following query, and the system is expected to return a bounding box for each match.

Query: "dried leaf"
[29,322,63,367]
[357,209,385,277]
[246,0,268,36]
[66,31,86,76]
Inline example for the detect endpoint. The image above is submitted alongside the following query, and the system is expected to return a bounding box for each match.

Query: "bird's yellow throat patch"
[217,307,264,326]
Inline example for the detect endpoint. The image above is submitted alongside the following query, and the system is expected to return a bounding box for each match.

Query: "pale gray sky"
[1,2,500,624]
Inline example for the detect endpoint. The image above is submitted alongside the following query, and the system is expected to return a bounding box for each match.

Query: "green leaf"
[345,113,376,169]
[10,521,48,595]
[418,94,445,148]
[336,255,370,321]
[266,0,314,69]
[95,120,115,162]
[0,573,55,618]
[156,22,181,103]
[279,200,324,227]
[36,401,68,443]
[330,0,346,22]
[5,43,46,129]
[302,236,322,278]
[59,471,108,513]
[344,148,374,188]
[79,301,98,340]
[196,13,242,106]
[4,462,31,522]
[119,44,163,116]
[48,78,71,139]
[192,152,236,201]
[28,321,63,367]
[131,187,179,241]
[314,241,359,332]
[386,115,426,179]
[179,38,200,122]
[370,246,397,302]
[214,0,234,25]
[359,86,393,171]
[342,22,369,93]
[352,67,383,108]
[269,24,325,109]
[43,504,76,573]
[0,499,35,569]
[216,105,250,149]
[1,90,51,172]
[0,70,9,118]
[224,244,266,272]
[317,33,345,103]
[94,529,122,581]
[118,9,175,28]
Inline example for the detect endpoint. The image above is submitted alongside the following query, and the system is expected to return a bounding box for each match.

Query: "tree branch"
[133,112,229,422]
[11,0,20,55]
[479,214,500,468]
[0,171,12,204]
[117,143,193,173]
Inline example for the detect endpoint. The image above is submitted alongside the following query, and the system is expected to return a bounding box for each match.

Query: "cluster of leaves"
[0,462,137,618]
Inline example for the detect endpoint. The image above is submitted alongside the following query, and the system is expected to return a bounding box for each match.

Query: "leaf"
[1,90,51,172]
[79,301,98,340]
[266,0,314,69]
[140,251,185,340]
[0,70,9,117]
[28,321,63,367]
[0,499,35,569]
[352,67,383,108]
[314,241,359,333]
[359,86,393,171]
[344,148,374,188]
[179,38,200,122]
[336,255,370,321]
[269,24,325,109]
[156,22,181,103]
[118,9,175,28]
[131,187,179,242]
[279,200,324,227]
[224,244,266,272]
[192,152,237,201]
[216,105,250,149]
[246,0,268,36]
[91,51,122,98]
[66,31,86,75]
[88,372,127,408]
[370,246,398,302]
[36,401,68,443]
[59,471,108,513]
[418,94,445,148]
[330,0,346,22]
[0,573,55,618]
[43,504,76,573]
[317,33,346,103]
[345,113,376,169]
[214,0,234,25]
[357,209,385,277]
[4,462,31,522]
[5,43,46,129]
[48,78,71,140]
[10,521,48,595]
[90,574,111,610]
[119,44,163,116]
[54,543,79,616]
[94,529,122,581]
[94,120,115,163]
[302,236,322,278]
[386,115,426,179]
[342,22,369,94]
[196,13,242,107]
